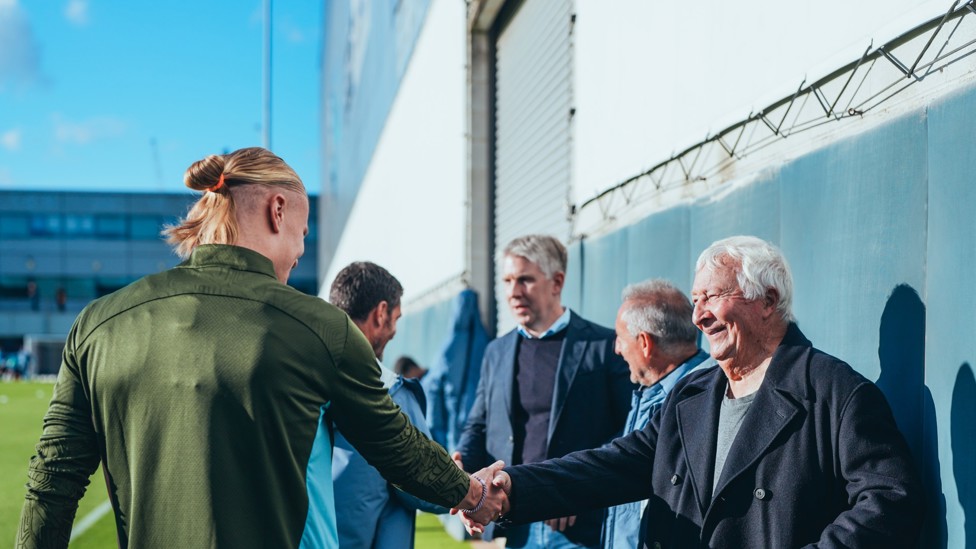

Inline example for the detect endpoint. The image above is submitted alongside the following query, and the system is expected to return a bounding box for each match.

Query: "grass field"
[1,380,475,548]
[1,381,117,547]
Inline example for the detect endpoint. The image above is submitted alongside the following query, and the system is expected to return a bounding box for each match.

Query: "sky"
[0,0,323,194]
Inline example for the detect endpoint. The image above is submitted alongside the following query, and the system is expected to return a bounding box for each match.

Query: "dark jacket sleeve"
[806,381,923,548]
[502,404,660,525]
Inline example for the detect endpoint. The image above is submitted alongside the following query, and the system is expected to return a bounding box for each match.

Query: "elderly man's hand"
[454,462,512,535]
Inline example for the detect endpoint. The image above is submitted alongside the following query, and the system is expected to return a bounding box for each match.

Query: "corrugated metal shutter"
[493,0,574,335]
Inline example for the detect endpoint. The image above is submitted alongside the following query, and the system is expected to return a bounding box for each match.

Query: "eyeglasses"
[691,288,746,308]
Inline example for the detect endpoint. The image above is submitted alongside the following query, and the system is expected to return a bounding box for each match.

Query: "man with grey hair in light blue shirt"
[602,279,712,549]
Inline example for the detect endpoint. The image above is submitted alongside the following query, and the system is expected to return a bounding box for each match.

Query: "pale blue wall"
[568,85,974,547]
[927,82,976,549]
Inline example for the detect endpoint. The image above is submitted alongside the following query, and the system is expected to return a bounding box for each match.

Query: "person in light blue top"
[329,261,449,549]
[602,279,714,549]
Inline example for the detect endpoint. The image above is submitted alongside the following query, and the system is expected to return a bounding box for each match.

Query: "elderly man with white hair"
[459,235,923,549]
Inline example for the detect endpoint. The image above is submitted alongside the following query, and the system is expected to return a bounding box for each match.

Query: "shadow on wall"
[952,363,976,549]
[875,284,946,548]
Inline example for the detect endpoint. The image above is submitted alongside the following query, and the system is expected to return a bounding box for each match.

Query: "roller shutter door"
[493,0,574,334]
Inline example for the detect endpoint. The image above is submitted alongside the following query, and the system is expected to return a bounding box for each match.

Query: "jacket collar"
[183,244,279,280]
[676,323,811,517]
[754,322,813,400]
[678,323,810,396]
[517,307,572,339]
[657,349,711,396]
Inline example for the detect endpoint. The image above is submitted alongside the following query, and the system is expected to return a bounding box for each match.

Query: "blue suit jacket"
[333,377,447,549]
[458,311,634,545]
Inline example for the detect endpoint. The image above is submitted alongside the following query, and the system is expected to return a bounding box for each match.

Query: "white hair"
[696,236,795,323]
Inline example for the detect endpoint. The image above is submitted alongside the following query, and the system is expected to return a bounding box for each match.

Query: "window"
[130,216,164,240]
[64,214,95,237]
[30,214,62,236]
[95,215,127,239]
[0,214,30,238]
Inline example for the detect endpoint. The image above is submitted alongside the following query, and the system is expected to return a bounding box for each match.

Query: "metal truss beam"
[575,0,976,229]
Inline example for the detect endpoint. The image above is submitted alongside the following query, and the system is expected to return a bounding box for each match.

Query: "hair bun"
[184,154,227,192]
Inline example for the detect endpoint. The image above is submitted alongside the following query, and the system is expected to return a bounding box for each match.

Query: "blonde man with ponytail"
[18,147,496,549]
[164,146,309,282]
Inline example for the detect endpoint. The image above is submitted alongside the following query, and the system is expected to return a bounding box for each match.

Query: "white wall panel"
[321,0,466,302]
[572,0,947,206]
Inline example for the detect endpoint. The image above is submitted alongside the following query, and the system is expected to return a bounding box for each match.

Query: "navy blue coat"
[458,311,634,546]
[502,324,923,548]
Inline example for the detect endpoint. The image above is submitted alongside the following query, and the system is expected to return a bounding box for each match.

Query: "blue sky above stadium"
[0,0,322,194]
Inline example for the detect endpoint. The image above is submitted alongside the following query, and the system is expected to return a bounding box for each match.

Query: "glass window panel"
[30,214,61,236]
[64,214,95,237]
[130,216,164,240]
[95,215,127,238]
[0,214,30,237]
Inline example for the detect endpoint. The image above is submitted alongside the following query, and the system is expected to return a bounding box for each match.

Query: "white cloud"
[51,113,127,145]
[64,0,88,26]
[286,27,305,43]
[1,128,21,150]
[0,0,48,91]
[0,167,12,186]
[281,20,306,44]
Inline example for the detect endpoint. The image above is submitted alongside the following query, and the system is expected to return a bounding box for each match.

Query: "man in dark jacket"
[455,234,634,548]
[460,235,923,548]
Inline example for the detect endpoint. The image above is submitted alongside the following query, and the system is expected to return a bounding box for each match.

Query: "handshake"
[449,452,512,535]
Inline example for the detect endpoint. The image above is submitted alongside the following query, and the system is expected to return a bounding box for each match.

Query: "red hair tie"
[209,174,226,192]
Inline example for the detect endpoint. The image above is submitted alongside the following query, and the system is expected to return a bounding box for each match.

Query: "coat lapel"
[710,324,810,499]
[547,314,587,445]
[676,370,726,516]
[710,387,801,498]
[499,331,518,418]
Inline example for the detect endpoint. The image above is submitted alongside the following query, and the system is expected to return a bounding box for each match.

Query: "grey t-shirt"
[713,387,758,493]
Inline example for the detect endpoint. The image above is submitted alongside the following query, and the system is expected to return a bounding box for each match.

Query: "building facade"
[1,190,319,376]
[320,0,976,545]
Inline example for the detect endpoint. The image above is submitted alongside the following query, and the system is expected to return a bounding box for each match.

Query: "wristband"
[462,476,487,515]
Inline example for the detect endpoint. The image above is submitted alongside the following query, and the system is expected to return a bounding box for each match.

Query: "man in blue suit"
[456,234,634,548]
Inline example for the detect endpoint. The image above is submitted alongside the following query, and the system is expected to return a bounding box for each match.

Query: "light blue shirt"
[517,307,572,339]
[601,349,713,549]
